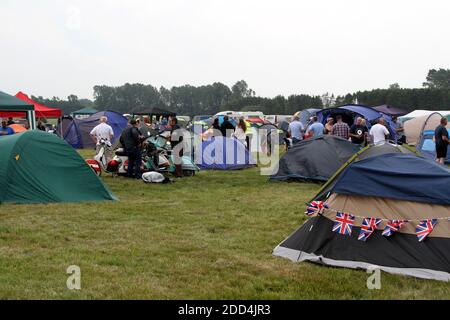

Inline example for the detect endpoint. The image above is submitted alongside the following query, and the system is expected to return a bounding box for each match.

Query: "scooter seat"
[115,150,127,156]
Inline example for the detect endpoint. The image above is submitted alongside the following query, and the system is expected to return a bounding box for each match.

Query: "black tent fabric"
[373,104,407,117]
[270,135,359,182]
[275,215,450,281]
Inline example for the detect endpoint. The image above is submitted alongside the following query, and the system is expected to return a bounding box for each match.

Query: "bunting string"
[304,202,450,222]
[304,201,441,242]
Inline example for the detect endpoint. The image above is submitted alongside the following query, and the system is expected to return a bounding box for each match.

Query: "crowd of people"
[286,114,405,148]
[0,117,58,136]
[286,114,448,164]
[202,115,249,147]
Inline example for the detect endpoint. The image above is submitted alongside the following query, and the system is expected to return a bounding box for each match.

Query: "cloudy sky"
[1,0,449,100]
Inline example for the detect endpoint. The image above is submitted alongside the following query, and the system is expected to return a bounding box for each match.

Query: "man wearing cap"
[0,119,14,136]
[288,115,305,144]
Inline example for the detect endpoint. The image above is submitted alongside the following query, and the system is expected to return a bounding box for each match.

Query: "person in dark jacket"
[220,116,235,137]
[212,118,220,131]
[170,117,184,178]
[435,117,449,165]
[120,119,144,179]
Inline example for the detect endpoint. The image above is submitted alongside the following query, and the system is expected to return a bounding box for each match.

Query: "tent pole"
[27,111,36,130]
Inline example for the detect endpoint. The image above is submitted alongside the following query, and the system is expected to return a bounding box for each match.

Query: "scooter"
[143,133,200,176]
[86,138,145,176]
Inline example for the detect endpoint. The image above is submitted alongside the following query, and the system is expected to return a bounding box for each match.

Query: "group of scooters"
[86,130,199,178]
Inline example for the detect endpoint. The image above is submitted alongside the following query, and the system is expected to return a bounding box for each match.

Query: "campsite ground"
[1,149,450,299]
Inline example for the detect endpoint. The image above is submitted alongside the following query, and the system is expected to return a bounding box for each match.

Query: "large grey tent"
[297,108,320,127]
[270,135,360,182]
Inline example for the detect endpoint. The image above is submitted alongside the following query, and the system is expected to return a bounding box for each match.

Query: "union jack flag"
[416,219,437,242]
[305,201,328,217]
[358,217,382,241]
[382,220,408,237]
[332,212,355,236]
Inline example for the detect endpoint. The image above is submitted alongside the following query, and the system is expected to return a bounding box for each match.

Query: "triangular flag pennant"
[332,212,355,236]
[358,217,382,242]
[416,219,437,242]
[305,201,328,217]
[382,220,408,237]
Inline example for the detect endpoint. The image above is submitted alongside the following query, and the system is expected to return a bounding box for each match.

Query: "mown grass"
[0,149,449,299]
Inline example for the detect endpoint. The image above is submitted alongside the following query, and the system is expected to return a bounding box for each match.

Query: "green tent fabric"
[0,91,34,111]
[0,130,117,204]
[72,107,98,116]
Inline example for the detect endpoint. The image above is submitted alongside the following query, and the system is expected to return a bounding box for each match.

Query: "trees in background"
[31,94,95,115]
[423,69,450,89]
[88,80,322,116]
[32,68,450,116]
[335,88,450,112]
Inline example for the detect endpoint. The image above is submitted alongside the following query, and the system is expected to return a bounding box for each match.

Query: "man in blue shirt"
[288,115,304,143]
[0,119,14,136]
[306,116,324,138]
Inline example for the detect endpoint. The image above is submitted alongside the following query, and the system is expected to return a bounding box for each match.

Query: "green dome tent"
[0,131,117,204]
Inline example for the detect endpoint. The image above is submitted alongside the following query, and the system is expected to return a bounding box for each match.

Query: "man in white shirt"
[369,118,390,145]
[90,116,114,154]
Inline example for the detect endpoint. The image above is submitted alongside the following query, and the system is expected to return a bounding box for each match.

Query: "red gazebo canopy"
[0,91,62,118]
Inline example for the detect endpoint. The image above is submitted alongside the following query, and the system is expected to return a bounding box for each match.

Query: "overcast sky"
[1,0,450,100]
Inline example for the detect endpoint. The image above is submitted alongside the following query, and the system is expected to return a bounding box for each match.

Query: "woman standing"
[324,117,334,135]
[233,118,247,147]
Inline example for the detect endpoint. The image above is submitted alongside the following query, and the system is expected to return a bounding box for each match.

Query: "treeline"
[91,81,322,116]
[33,80,323,116]
[32,69,450,116]
[335,88,450,112]
[31,94,95,115]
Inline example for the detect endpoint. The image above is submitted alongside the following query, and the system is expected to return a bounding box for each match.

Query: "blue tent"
[196,136,256,170]
[316,104,396,141]
[334,153,450,205]
[58,111,128,149]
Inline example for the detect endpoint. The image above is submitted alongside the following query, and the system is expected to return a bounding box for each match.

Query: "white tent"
[400,110,450,122]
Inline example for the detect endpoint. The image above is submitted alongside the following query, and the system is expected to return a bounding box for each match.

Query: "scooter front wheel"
[182,170,195,177]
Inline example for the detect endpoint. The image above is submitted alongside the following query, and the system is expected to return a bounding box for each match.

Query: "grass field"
[0,149,450,299]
